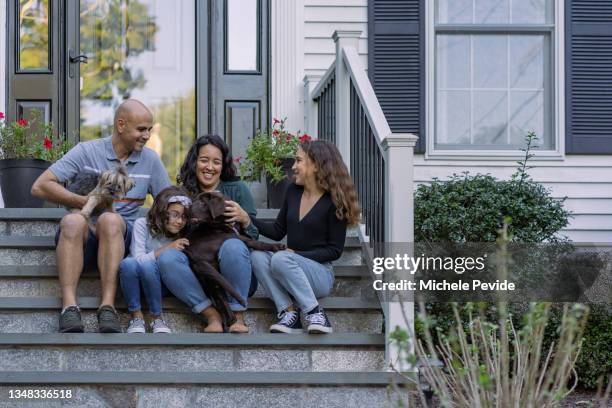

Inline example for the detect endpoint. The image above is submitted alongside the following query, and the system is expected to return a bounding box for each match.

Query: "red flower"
[233,155,243,163]
[299,134,312,142]
[273,118,281,125]
[17,119,28,127]
[285,135,292,142]
[43,137,53,150]
[272,129,279,136]
[0,112,4,120]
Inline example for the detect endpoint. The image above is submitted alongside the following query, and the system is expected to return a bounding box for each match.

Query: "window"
[430,0,558,153]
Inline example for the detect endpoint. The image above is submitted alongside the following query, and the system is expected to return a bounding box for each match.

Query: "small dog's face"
[191,191,227,224]
[98,166,135,199]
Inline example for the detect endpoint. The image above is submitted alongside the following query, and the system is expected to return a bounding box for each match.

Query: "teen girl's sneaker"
[151,318,172,334]
[270,310,303,333]
[305,308,333,334]
[126,317,146,334]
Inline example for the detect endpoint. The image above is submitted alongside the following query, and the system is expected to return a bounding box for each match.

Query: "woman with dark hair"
[249,140,361,334]
[158,135,257,333]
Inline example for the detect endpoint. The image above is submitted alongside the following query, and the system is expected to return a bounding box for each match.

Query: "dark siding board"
[369,0,423,152]
[567,0,612,153]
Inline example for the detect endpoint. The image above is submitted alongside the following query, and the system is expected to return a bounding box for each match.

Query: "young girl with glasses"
[119,186,192,333]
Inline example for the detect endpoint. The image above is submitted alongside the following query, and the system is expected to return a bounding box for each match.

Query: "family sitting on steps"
[30,99,361,335]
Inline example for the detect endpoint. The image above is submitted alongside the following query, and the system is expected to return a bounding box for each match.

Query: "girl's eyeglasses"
[167,211,187,221]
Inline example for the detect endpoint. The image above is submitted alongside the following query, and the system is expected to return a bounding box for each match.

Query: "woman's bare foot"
[201,306,223,333]
[229,311,249,333]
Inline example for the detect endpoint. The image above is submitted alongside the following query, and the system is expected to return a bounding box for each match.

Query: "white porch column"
[270,0,304,134]
[382,133,419,371]
[332,30,361,167]
[303,74,322,137]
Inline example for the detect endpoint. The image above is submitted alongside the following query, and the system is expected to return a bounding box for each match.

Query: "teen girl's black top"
[251,184,347,263]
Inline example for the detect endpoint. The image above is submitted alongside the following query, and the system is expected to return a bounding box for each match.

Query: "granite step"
[0,373,413,408]
[0,334,385,373]
[0,297,383,334]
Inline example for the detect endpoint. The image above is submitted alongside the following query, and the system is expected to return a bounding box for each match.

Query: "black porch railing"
[350,79,385,244]
[314,73,336,144]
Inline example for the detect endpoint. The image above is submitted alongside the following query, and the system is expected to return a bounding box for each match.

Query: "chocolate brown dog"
[185,191,285,329]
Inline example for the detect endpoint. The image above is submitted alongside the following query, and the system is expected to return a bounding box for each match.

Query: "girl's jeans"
[250,250,334,314]
[119,257,169,316]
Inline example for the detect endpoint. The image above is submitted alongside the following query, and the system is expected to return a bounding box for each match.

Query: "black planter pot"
[266,158,295,208]
[0,158,50,208]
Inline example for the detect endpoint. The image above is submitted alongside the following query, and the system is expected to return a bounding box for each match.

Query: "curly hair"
[147,186,192,237]
[300,140,361,227]
[176,134,239,195]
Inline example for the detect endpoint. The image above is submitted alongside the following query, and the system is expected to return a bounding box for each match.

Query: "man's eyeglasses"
[167,211,187,221]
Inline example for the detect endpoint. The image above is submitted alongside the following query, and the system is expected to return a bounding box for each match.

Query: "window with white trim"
[433,0,555,151]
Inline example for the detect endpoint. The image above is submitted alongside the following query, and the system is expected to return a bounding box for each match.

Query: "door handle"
[68,49,88,78]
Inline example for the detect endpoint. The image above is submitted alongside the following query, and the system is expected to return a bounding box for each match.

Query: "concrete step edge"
[0,371,415,385]
[0,265,369,278]
[0,235,361,249]
[0,296,381,311]
[0,333,384,346]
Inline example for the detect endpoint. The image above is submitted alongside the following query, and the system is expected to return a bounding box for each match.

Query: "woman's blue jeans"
[119,257,170,316]
[158,239,257,313]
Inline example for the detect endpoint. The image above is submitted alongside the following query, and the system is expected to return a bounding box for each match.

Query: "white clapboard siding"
[414,155,612,242]
[304,0,368,76]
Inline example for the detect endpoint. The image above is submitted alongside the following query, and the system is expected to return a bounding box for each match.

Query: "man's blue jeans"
[119,257,169,316]
[158,239,256,313]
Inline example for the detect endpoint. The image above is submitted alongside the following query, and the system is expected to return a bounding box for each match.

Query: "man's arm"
[31,169,88,209]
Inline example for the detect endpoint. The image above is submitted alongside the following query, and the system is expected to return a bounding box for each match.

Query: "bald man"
[31,99,171,333]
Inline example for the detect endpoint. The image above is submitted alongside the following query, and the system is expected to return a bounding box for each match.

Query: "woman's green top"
[216,179,259,240]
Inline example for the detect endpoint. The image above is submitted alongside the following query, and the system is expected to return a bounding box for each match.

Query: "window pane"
[436,0,472,24]
[436,91,471,146]
[473,91,508,146]
[510,35,545,89]
[511,0,554,24]
[226,0,259,72]
[18,0,50,70]
[510,91,546,147]
[79,0,196,185]
[473,36,507,89]
[437,35,471,88]
[475,0,510,24]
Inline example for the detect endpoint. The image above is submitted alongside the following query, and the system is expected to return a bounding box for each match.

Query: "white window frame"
[425,0,565,159]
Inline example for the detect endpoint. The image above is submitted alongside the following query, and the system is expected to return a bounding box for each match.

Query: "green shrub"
[413,133,609,389]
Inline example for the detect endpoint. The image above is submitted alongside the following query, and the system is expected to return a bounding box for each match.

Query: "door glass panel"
[18,0,50,71]
[79,0,195,183]
[226,0,259,72]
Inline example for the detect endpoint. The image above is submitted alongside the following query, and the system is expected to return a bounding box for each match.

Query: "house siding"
[414,155,612,243]
[0,0,6,208]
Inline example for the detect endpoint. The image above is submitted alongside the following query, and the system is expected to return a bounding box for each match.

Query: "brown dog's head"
[98,165,135,199]
[191,191,227,224]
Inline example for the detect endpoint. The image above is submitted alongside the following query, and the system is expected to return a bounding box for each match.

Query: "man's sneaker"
[59,305,84,333]
[151,318,172,334]
[97,305,122,333]
[305,308,333,334]
[126,317,146,334]
[270,310,303,333]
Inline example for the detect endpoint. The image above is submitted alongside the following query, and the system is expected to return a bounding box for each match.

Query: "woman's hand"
[224,200,251,228]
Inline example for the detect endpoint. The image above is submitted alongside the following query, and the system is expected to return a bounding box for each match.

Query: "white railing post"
[382,133,419,372]
[332,30,361,167]
[303,74,322,138]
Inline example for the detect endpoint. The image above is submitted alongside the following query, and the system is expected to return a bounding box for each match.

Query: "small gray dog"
[67,165,135,219]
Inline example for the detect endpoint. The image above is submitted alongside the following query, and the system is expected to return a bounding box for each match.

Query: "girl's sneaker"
[127,317,146,334]
[270,310,303,333]
[151,318,172,334]
[305,308,333,334]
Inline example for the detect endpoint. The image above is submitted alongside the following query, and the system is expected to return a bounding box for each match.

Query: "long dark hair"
[177,134,239,195]
[147,186,191,237]
[300,140,361,227]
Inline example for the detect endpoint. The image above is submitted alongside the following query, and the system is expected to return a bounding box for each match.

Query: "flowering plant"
[0,112,72,162]
[239,117,312,182]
